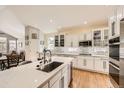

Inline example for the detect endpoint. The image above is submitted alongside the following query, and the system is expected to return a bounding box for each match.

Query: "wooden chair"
[19,51,25,62]
[6,51,19,68]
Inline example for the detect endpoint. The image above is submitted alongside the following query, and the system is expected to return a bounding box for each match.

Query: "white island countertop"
[0,56,74,88]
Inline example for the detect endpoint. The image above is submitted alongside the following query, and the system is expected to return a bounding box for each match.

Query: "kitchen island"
[0,56,74,88]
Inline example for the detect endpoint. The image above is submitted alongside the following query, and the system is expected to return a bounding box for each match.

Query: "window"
[47,37,54,50]
[9,40,16,52]
[0,37,7,53]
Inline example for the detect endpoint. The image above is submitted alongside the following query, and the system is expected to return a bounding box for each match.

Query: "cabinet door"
[103,29,109,46]
[85,57,94,70]
[93,30,102,46]
[64,70,68,88]
[51,79,60,88]
[78,57,87,69]
[72,58,78,68]
[65,34,71,47]
[72,35,78,47]
[102,59,109,73]
[94,58,104,72]
[78,56,94,71]
[79,32,84,41]
[86,31,92,40]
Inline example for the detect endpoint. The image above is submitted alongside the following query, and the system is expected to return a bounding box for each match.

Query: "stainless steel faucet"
[36,48,52,69]
[43,48,52,64]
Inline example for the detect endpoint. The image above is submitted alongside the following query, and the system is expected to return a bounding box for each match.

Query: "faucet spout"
[43,48,52,64]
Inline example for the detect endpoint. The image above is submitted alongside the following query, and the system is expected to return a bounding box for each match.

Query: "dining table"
[0,56,7,71]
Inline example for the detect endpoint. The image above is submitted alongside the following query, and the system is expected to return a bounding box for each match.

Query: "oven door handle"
[109,62,120,71]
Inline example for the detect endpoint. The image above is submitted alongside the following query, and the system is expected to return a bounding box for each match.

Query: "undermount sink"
[37,61,63,73]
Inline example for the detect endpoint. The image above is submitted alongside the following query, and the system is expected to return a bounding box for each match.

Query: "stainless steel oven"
[109,61,120,85]
[109,36,120,87]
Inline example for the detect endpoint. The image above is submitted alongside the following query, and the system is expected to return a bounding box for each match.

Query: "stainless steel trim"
[109,62,120,71]
[109,57,119,66]
[109,42,120,45]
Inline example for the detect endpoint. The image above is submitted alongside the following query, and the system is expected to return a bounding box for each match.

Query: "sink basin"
[37,61,63,73]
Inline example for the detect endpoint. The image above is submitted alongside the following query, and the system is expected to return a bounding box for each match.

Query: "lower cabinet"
[51,79,61,88]
[94,58,105,72]
[72,57,78,68]
[77,56,94,71]
[72,56,109,74]
[94,58,109,73]
[41,65,70,88]
[102,59,109,73]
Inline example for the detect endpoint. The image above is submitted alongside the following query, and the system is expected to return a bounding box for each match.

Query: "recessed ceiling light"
[84,21,87,25]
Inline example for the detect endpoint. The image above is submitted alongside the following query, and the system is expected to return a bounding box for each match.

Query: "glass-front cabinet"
[92,28,108,47]
[93,30,101,46]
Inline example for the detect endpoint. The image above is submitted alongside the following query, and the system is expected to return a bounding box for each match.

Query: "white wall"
[0,7,25,52]
[39,30,44,52]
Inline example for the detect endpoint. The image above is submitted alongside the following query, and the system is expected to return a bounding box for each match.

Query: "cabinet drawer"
[49,71,61,87]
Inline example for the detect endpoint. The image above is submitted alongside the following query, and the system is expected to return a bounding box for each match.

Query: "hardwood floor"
[69,68,114,88]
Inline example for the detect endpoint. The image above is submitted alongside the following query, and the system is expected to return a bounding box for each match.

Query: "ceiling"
[7,5,116,33]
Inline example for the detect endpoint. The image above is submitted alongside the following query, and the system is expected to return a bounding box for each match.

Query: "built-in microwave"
[79,40,92,47]
[109,44,120,61]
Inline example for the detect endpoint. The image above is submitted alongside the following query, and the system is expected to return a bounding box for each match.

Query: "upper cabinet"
[92,28,109,47]
[109,6,124,39]
[65,34,78,47]
[55,35,59,47]
[54,34,65,47]
[79,31,92,41]
[60,35,64,47]
[109,15,119,39]
[86,31,92,40]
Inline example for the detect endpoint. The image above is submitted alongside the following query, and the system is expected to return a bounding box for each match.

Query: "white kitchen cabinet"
[102,59,109,73]
[73,56,109,74]
[109,7,122,39]
[79,31,92,41]
[94,58,109,73]
[109,17,120,39]
[72,57,78,68]
[67,64,71,86]
[65,34,71,47]
[41,63,71,88]
[77,56,94,71]
[72,35,78,47]
[65,34,78,47]
[63,70,68,88]
[49,71,61,87]
[86,31,92,40]
[78,56,87,69]
[94,58,104,72]
[85,56,94,70]
[79,32,84,41]
[51,79,60,88]
[92,28,108,47]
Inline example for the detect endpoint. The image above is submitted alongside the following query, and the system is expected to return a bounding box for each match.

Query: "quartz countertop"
[0,56,74,88]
